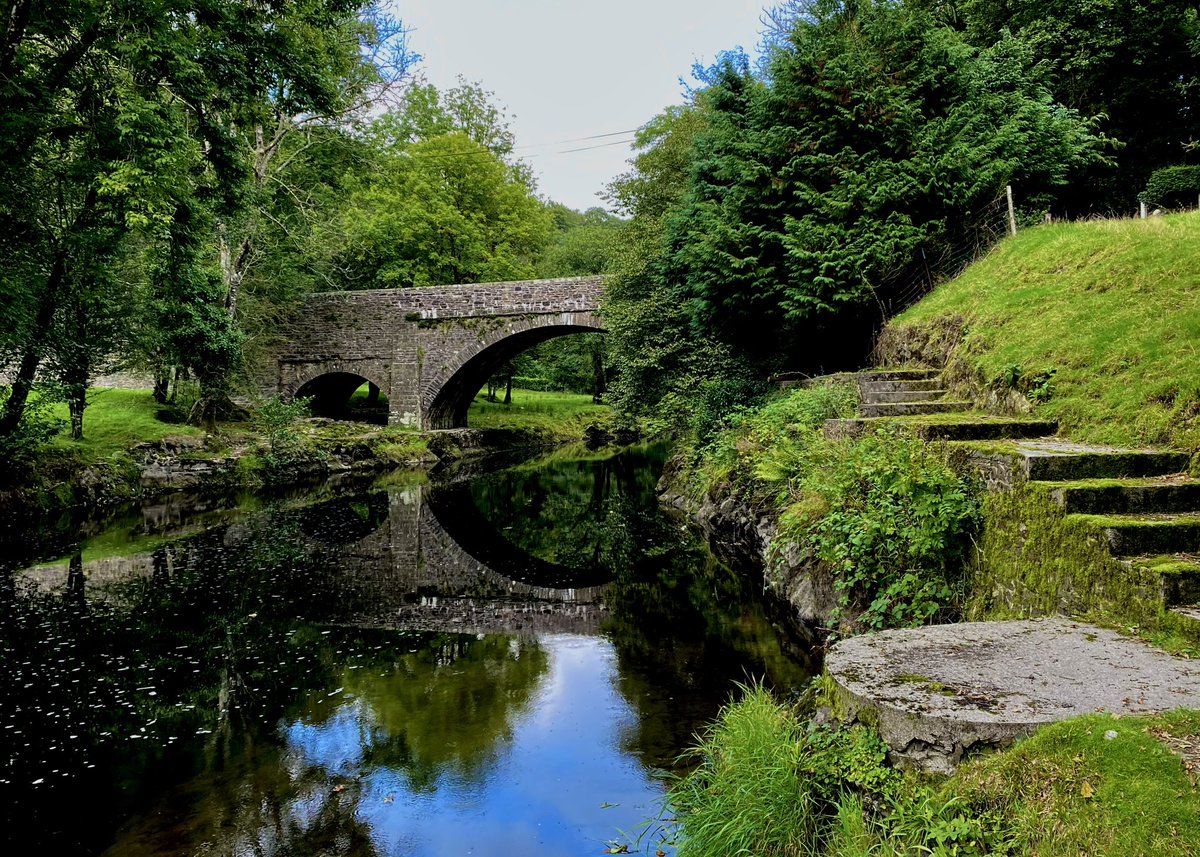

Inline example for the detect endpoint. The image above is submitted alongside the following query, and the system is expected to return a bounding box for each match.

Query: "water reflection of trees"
[306,630,548,792]
[467,447,660,575]
[104,629,548,857]
[603,519,817,773]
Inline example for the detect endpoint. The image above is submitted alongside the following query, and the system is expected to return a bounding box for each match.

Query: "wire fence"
[879,193,1011,318]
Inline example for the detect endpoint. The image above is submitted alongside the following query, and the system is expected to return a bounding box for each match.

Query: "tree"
[336,133,552,288]
[0,0,415,436]
[948,0,1200,212]
[370,77,518,159]
[665,0,1103,371]
[536,205,624,278]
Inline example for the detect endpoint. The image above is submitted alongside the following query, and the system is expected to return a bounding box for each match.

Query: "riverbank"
[659,215,1200,855]
[0,387,634,521]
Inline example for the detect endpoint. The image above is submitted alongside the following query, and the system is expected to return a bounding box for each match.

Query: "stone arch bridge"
[258,276,605,429]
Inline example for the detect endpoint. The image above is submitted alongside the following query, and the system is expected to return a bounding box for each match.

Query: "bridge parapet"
[300,276,603,320]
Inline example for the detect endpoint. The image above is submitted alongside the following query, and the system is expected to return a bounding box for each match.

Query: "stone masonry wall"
[258,277,605,428]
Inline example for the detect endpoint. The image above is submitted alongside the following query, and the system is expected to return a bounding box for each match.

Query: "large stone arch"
[421,310,605,429]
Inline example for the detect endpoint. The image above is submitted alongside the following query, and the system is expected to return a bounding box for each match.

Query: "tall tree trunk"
[591,343,606,404]
[503,372,512,405]
[152,364,172,404]
[66,297,88,440]
[0,249,67,435]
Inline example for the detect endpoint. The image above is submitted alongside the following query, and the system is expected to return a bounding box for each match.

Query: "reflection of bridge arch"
[423,482,613,591]
[300,486,611,634]
[260,277,604,429]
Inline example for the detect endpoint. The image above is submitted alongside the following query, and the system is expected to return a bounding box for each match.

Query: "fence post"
[1005,185,1018,237]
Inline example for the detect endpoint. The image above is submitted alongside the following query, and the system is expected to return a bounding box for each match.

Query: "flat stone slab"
[826,618,1200,774]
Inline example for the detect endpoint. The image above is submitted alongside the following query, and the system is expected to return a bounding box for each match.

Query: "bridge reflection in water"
[295,480,617,637]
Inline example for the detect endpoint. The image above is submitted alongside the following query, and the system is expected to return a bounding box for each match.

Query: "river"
[0,444,814,856]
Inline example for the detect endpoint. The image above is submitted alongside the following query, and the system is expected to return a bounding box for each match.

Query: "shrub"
[1140,165,1200,208]
[779,429,981,630]
[256,395,313,466]
[0,388,64,468]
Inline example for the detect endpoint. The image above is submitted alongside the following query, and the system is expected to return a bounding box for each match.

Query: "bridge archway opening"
[294,372,389,424]
[427,325,606,429]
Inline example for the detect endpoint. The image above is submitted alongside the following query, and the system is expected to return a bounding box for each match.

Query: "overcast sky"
[392,0,769,212]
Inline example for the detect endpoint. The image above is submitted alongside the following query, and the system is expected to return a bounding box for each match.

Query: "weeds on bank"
[776,430,982,630]
[665,685,1006,857]
[682,384,980,631]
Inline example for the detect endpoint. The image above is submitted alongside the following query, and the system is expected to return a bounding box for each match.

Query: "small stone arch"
[286,362,392,423]
[422,311,605,429]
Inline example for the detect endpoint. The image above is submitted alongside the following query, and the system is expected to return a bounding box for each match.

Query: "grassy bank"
[466,388,614,438]
[662,686,1200,857]
[1,385,628,516]
[883,212,1200,452]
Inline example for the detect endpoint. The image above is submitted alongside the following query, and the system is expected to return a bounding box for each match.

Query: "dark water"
[0,445,814,856]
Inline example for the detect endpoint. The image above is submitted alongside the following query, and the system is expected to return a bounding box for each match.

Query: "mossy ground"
[885,212,1200,452]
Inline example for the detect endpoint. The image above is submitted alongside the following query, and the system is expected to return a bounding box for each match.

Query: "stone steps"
[1072,512,1200,557]
[859,400,972,418]
[854,368,942,382]
[1015,441,1190,482]
[826,416,1058,442]
[861,389,948,405]
[858,378,944,395]
[1045,477,1200,514]
[1170,606,1200,636]
[1120,555,1200,607]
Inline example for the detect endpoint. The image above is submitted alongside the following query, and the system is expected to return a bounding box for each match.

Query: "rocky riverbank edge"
[0,420,639,523]
[657,454,836,648]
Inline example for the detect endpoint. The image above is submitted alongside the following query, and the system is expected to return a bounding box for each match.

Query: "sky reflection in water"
[282,635,659,855]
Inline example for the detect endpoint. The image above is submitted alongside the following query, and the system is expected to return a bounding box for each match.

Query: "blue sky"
[393,0,769,211]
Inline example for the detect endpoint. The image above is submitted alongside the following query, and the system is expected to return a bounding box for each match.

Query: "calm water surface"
[0,445,813,855]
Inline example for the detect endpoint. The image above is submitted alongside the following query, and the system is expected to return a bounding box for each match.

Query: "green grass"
[466,388,611,435]
[890,212,1200,452]
[46,388,203,461]
[952,710,1200,856]
[668,689,1200,857]
[667,685,822,857]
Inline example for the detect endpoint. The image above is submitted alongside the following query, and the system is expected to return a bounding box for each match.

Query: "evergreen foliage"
[1140,165,1200,208]
[664,1,1102,370]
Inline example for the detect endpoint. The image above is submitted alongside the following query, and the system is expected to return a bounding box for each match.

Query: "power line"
[514,128,642,150]
[556,138,637,154]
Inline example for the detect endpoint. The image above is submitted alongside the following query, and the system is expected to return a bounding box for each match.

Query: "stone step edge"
[1118,555,1200,607]
[860,390,949,404]
[1045,479,1200,514]
[1071,513,1200,557]
[825,417,1058,443]
[773,368,942,386]
[948,442,1190,491]
[859,401,972,415]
